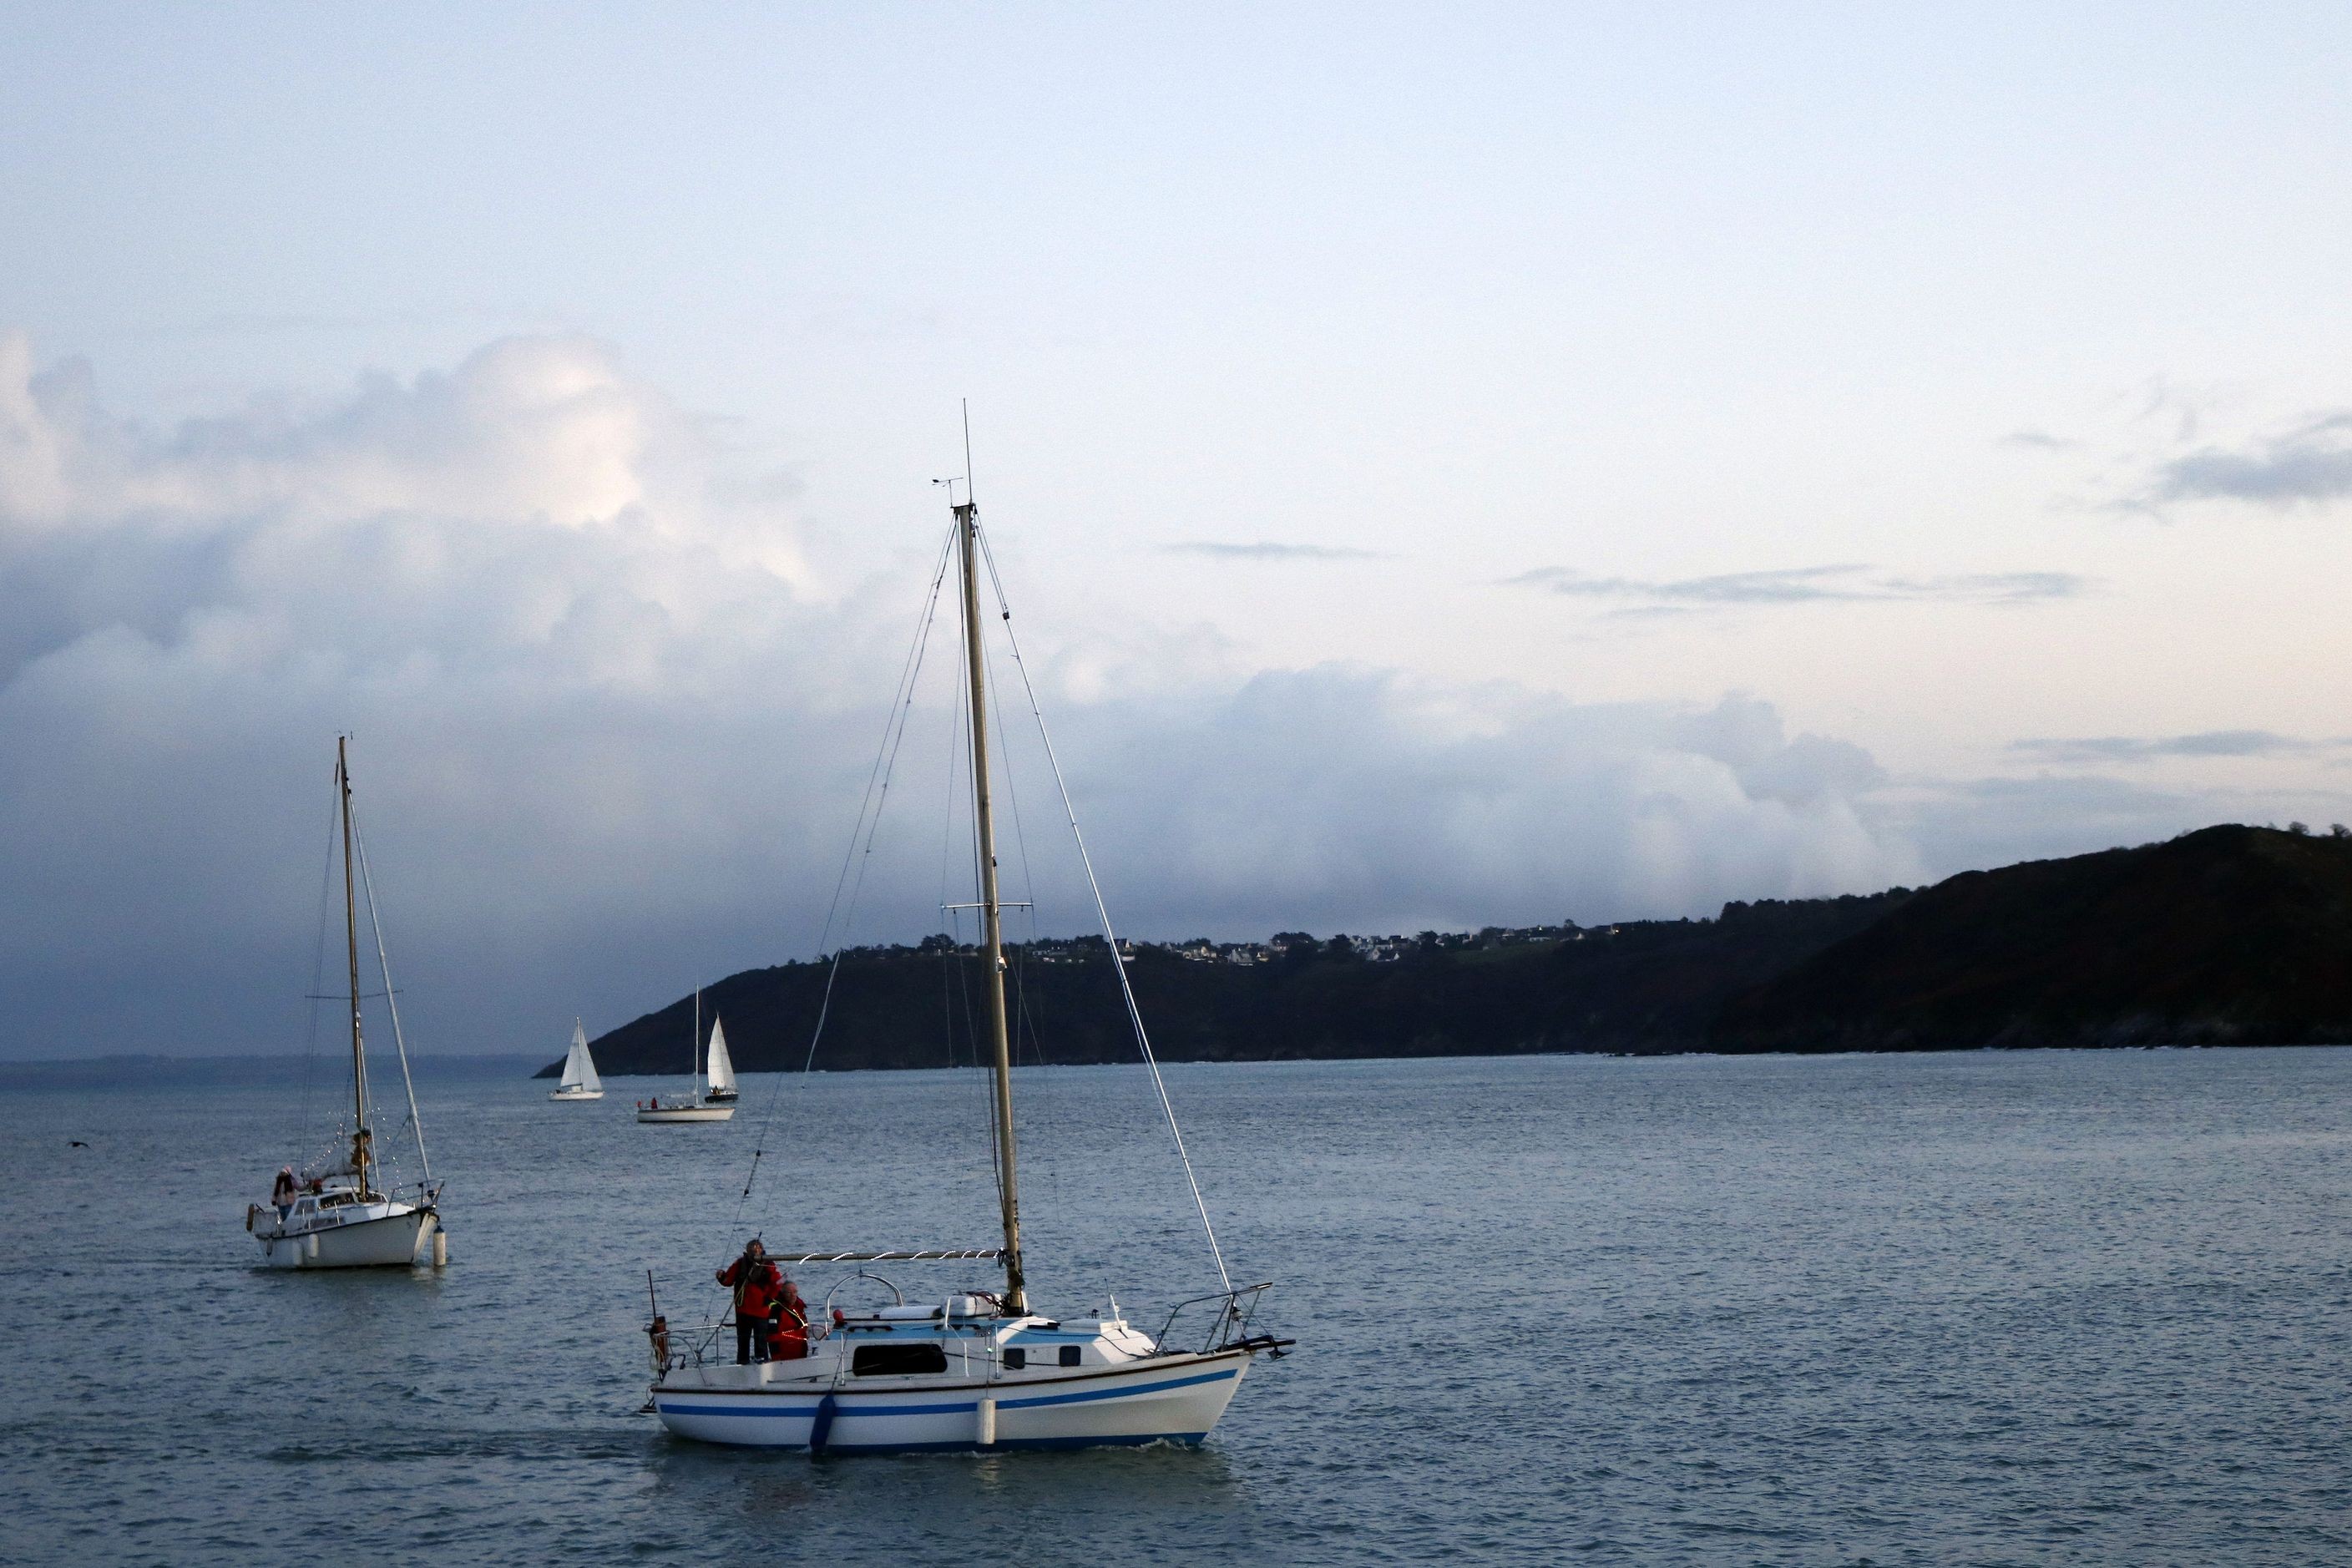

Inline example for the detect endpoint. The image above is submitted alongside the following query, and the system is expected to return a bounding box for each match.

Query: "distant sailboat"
[550,1020,604,1101]
[637,988,736,1123]
[704,1016,738,1102]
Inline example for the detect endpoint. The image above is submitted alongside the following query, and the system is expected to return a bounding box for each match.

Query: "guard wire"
[974,525,1235,1297]
[732,521,959,1222]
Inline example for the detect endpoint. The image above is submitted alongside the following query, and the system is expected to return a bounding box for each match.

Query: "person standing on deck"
[716,1239,781,1364]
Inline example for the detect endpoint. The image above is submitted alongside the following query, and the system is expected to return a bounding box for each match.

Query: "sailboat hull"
[255,1204,437,1269]
[549,1088,605,1101]
[636,1104,735,1122]
[652,1348,1252,1452]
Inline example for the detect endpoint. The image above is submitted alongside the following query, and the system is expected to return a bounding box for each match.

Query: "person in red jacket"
[768,1277,811,1361]
[716,1239,781,1363]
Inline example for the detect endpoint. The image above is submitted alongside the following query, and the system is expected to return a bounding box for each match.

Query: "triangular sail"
[705,1016,736,1095]
[562,1021,601,1093]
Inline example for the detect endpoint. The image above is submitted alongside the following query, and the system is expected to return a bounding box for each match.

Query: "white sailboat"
[637,989,736,1123]
[703,1016,738,1102]
[248,736,445,1270]
[645,457,1288,1452]
[550,1020,604,1101]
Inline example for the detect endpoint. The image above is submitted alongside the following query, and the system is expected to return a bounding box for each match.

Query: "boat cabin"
[833,1299,1156,1374]
[674,1296,1162,1391]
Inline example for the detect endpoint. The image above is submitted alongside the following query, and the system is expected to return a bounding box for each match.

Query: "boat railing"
[393,1179,443,1211]
[1150,1281,1277,1357]
[660,1305,842,1373]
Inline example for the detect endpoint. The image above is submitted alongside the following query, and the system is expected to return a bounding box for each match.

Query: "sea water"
[1,1049,2347,1565]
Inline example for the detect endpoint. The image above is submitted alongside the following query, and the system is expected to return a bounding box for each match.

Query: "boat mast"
[956,470,1027,1315]
[693,988,702,1098]
[337,736,371,1193]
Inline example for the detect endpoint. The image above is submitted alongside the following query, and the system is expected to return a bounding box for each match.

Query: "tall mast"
[957,478,1027,1315]
[694,988,702,1096]
[337,736,371,1192]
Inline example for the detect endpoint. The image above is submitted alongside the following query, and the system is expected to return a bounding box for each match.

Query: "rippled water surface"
[3,1049,2349,1565]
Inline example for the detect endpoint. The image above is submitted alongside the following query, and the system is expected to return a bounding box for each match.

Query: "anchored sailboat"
[637,988,736,1123]
[644,450,1288,1452]
[551,1020,604,1101]
[247,736,444,1269]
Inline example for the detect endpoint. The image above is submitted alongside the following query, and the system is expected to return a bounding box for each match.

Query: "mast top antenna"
[960,399,974,507]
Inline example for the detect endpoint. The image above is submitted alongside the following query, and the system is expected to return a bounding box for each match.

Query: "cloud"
[1504,564,2086,609]
[1891,770,2352,880]
[0,333,1956,1057]
[2149,412,2352,508]
[2007,730,2320,765]
[1164,541,1385,561]
[1998,429,2080,451]
[1069,680,1917,940]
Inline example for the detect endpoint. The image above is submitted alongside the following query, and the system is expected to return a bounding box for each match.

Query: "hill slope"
[1713,825,2352,1050]
[558,892,1908,1076]
[547,825,2352,1075]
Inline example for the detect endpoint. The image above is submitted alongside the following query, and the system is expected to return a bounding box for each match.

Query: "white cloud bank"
[0,333,2035,1058]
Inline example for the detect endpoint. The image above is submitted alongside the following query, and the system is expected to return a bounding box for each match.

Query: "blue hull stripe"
[658,1366,1239,1422]
[646,1431,1208,1453]
[999,1368,1237,1410]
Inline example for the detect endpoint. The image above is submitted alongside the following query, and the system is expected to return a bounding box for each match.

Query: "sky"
[6,3,2352,1059]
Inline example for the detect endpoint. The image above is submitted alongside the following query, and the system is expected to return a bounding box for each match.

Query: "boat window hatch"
[852,1343,949,1377]
[1003,1347,1024,1370]
[1059,1345,1082,1368]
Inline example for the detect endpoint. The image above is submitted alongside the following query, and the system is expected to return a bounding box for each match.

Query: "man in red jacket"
[768,1277,812,1361]
[716,1239,781,1364]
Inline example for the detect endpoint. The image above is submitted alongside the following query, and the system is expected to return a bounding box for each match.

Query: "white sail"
[705,1016,736,1095]
[562,1021,602,1093]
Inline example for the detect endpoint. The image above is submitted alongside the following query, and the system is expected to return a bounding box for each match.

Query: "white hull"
[549,1087,605,1101]
[653,1348,1252,1452]
[637,1104,734,1123]
[255,1203,437,1269]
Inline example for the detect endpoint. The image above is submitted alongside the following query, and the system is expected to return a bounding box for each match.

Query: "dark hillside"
[1714,825,2352,1050]
[544,824,2352,1076]
[557,890,1909,1076]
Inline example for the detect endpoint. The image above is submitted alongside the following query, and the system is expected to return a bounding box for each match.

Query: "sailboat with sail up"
[551,1020,604,1101]
[247,736,444,1269]
[637,989,736,1123]
[704,1017,738,1102]
[643,447,1287,1452]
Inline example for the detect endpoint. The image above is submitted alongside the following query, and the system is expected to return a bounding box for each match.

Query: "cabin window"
[1059,1345,1082,1368]
[1002,1347,1025,1370]
[852,1343,948,1377]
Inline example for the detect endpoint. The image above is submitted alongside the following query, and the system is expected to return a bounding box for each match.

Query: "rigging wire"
[731,521,959,1223]
[974,524,1236,1296]
[350,805,432,1187]
[296,787,340,1161]
[983,634,1063,1222]
[947,687,1000,1194]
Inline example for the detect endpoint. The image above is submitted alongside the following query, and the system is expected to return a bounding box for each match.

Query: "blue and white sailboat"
[644,463,1287,1452]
